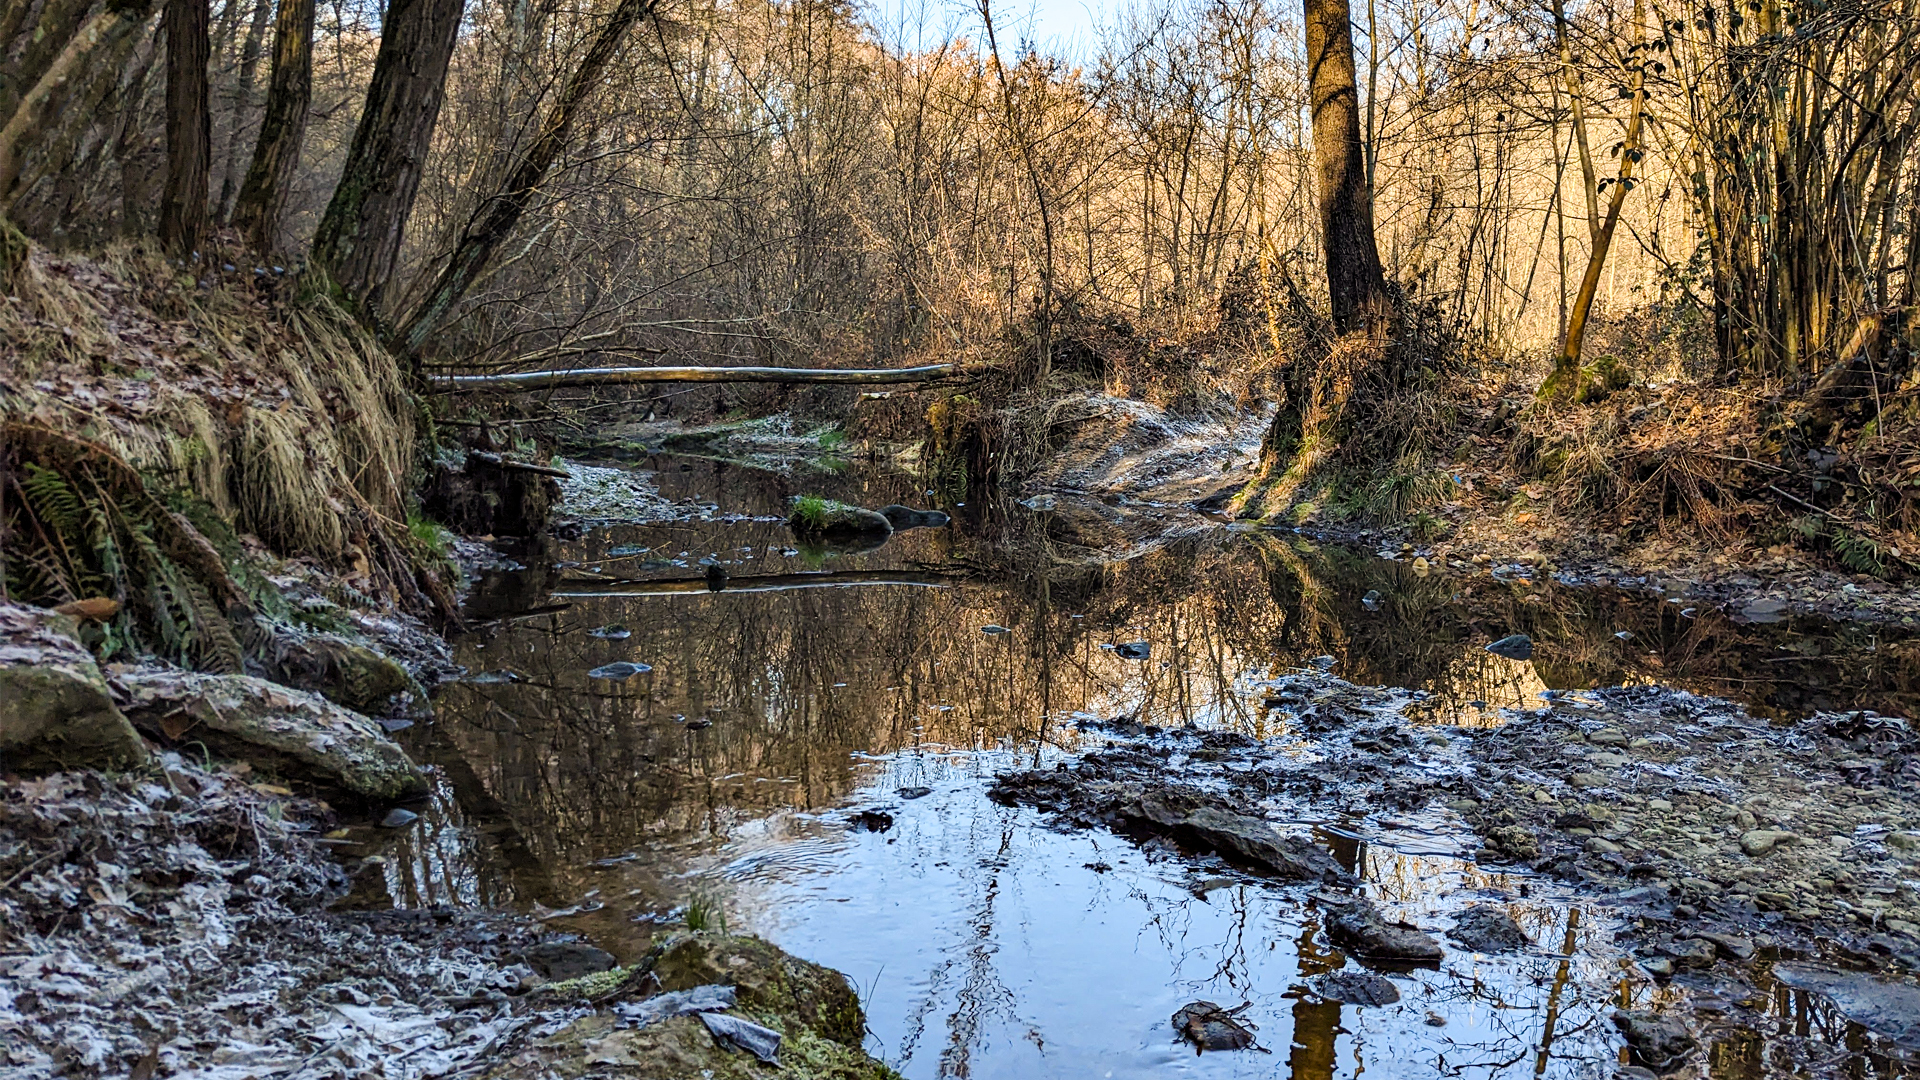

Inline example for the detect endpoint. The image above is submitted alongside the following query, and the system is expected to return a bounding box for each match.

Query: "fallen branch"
[430,363,959,392]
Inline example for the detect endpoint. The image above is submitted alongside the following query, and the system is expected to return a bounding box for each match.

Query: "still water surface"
[369,458,1919,1078]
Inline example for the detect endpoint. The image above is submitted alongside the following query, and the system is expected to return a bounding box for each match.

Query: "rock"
[877,505,950,530]
[1325,898,1443,962]
[1486,634,1533,660]
[1114,641,1151,660]
[1361,590,1383,611]
[643,931,868,1047]
[1666,938,1717,970]
[588,661,653,681]
[0,603,147,771]
[588,624,632,640]
[526,942,618,981]
[1311,971,1401,1005]
[1309,655,1338,670]
[1740,597,1789,623]
[1019,494,1057,511]
[1447,905,1531,953]
[1171,1001,1257,1051]
[1697,933,1754,961]
[898,786,932,799]
[1587,837,1624,854]
[1589,728,1629,746]
[259,629,426,718]
[1773,965,1920,1049]
[848,809,894,832]
[982,625,1012,635]
[1740,829,1796,856]
[1611,1010,1697,1072]
[1485,825,1539,861]
[117,669,427,800]
[787,498,893,541]
[1640,957,1675,978]
[1132,797,1351,883]
[381,808,420,828]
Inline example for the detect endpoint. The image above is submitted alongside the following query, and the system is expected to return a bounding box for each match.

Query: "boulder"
[259,627,427,717]
[116,669,427,800]
[1132,796,1351,883]
[0,603,147,771]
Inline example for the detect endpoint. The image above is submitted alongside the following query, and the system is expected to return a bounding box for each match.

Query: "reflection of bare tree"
[1289,909,1342,1080]
[937,823,1020,1079]
[413,514,1920,908]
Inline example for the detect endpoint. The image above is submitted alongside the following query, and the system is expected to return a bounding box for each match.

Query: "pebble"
[1740,829,1797,857]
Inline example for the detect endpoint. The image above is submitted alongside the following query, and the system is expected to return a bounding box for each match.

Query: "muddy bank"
[0,761,894,1079]
[989,671,1920,1074]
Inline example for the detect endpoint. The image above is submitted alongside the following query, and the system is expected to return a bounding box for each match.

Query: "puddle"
[361,461,1920,1077]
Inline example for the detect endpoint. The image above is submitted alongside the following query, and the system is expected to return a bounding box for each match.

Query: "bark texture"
[398,0,657,352]
[1303,0,1389,335]
[310,0,464,315]
[231,0,315,253]
[158,0,211,253]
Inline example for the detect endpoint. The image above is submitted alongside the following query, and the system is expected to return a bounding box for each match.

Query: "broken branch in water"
[430,362,962,392]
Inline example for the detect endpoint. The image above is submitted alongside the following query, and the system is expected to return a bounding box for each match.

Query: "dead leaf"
[250,782,294,797]
[53,597,120,621]
[158,710,199,741]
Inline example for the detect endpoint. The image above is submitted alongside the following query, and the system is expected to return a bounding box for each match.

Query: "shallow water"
[365,457,1920,1077]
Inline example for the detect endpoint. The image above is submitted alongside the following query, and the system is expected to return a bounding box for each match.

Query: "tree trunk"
[0,5,148,206]
[215,0,272,221]
[1544,0,1647,399]
[396,0,656,353]
[230,0,313,253]
[1303,0,1389,335]
[310,0,464,317]
[158,0,212,254]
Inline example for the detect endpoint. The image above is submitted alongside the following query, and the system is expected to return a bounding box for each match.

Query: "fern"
[1831,528,1888,577]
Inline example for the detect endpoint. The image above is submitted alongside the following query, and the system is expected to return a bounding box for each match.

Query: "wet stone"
[1740,829,1796,856]
[1114,641,1151,660]
[848,809,894,832]
[1486,634,1533,660]
[1171,1000,1258,1052]
[380,807,420,829]
[587,661,652,681]
[1311,971,1401,1006]
[525,941,618,981]
[898,786,932,799]
[1611,1010,1697,1073]
[1325,897,1443,963]
[1484,825,1539,861]
[1447,905,1531,953]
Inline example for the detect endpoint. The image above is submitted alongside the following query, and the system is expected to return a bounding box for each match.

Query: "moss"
[537,964,635,1000]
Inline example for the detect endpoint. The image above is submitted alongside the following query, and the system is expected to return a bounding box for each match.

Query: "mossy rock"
[261,628,427,717]
[0,603,148,772]
[487,932,898,1080]
[787,498,893,542]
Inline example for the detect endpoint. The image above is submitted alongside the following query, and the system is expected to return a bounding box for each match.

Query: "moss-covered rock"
[490,932,898,1080]
[0,603,148,771]
[117,669,427,800]
[787,497,893,542]
[260,628,427,717]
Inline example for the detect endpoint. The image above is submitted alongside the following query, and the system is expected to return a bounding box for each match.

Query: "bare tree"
[1304,0,1389,334]
[158,0,212,252]
[231,0,315,253]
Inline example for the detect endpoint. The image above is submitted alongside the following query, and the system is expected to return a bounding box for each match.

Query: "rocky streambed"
[988,669,1920,1076]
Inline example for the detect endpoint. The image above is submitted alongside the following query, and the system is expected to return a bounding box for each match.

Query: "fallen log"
[431,362,958,392]
[554,570,955,597]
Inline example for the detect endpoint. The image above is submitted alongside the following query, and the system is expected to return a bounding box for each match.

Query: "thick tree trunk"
[396,0,656,353]
[158,0,211,253]
[230,0,313,253]
[310,0,464,317]
[1303,0,1389,335]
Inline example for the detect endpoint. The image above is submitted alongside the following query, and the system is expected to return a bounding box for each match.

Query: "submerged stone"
[1611,1010,1697,1072]
[589,661,653,681]
[1311,971,1401,1005]
[1324,897,1443,962]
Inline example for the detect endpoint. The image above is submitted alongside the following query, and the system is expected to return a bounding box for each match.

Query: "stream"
[363,458,1919,1078]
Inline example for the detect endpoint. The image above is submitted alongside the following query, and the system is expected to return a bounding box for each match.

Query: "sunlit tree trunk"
[310,0,464,317]
[158,0,211,253]
[231,0,314,253]
[1303,0,1389,335]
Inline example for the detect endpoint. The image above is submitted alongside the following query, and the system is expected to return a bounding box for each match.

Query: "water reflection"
[372,469,1920,1077]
